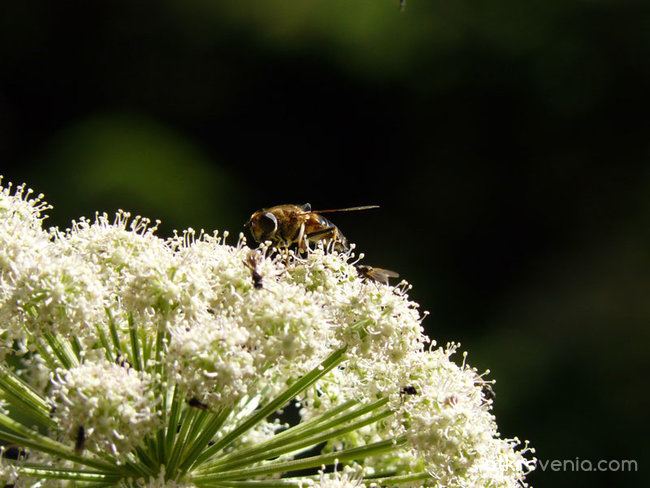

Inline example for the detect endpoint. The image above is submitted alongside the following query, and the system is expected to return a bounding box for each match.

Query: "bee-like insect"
[356,264,400,285]
[400,385,418,396]
[75,426,86,454]
[444,395,459,407]
[475,380,496,402]
[243,250,264,289]
[188,397,212,412]
[115,354,132,369]
[1,444,27,461]
[246,204,378,252]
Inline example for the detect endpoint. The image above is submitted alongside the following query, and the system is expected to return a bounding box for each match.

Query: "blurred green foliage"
[27,113,244,235]
[1,1,649,486]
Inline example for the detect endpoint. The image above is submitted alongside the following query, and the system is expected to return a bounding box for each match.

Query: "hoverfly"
[246,204,378,252]
[356,264,400,285]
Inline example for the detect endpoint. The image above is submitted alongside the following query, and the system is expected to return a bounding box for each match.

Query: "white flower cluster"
[380,346,535,488]
[50,360,161,456]
[0,179,52,352]
[301,464,365,488]
[131,466,197,488]
[0,179,535,487]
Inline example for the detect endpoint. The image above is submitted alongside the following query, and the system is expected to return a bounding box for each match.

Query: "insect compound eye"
[256,211,278,238]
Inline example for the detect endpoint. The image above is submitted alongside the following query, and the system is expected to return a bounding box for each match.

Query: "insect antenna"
[300,205,379,215]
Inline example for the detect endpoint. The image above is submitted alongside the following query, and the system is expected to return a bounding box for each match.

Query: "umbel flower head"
[0,177,535,487]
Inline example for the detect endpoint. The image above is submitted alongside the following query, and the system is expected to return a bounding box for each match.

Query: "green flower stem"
[142,333,153,366]
[165,385,183,457]
[43,332,79,369]
[106,307,124,353]
[268,399,358,442]
[120,453,156,479]
[153,320,167,377]
[204,399,391,473]
[181,407,213,460]
[133,444,159,475]
[0,365,54,427]
[166,404,201,474]
[34,338,61,370]
[191,436,408,484]
[143,432,161,470]
[17,464,123,483]
[153,321,170,463]
[0,411,121,473]
[209,399,359,468]
[75,483,118,488]
[192,341,351,467]
[128,313,143,371]
[178,406,232,473]
[208,408,394,475]
[71,334,83,362]
[205,482,303,488]
[366,471,434,485]
[95,322,115,363]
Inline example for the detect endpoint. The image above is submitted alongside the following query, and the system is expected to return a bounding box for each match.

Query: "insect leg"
[305,226,337,243]
[305,226,346,252]
[297,222,308,251]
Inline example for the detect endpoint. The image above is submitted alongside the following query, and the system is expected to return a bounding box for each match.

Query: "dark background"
[1,1,648,486]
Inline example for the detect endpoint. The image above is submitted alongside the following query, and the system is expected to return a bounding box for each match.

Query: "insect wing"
[357,265,399,285]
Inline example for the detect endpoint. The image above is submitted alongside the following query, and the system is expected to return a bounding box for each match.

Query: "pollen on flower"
[50,360,161,457]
